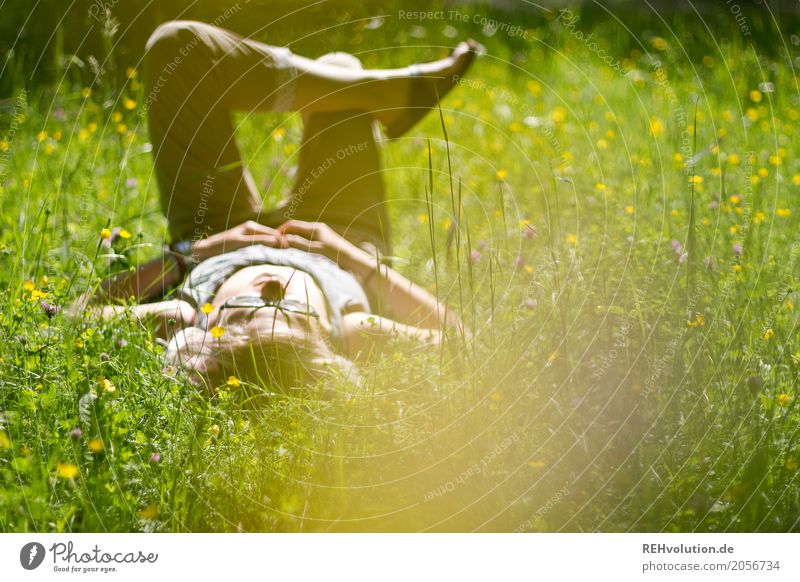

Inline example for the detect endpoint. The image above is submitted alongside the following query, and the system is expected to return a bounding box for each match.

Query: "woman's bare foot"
[380,40,480,138]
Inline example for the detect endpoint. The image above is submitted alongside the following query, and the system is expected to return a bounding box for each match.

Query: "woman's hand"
[275,220,371,274]
[192,220,282,262]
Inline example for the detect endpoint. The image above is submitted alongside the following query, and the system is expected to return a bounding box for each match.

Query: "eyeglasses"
[218,295,320,318]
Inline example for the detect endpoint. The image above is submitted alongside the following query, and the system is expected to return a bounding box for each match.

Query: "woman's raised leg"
[143,21,288,243]
[143,20,476,243]
[261,53,391,257]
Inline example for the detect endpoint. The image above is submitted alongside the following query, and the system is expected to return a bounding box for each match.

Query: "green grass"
[1,5,800,532]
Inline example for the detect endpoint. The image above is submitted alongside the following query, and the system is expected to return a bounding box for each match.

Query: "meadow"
[1,2,799,532]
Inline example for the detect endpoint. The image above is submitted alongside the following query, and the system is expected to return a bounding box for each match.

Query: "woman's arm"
[99,300,197,339]
[71,254,190,338]
[341,311,442,358]
[95,253,184,304]
[78,221,283,306]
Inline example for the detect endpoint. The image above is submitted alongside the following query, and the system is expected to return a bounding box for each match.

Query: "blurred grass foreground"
[2,0,800,531]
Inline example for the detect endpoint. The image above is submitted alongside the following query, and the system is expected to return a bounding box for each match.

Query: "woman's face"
[199,266,334,387]
[211,265,331,339]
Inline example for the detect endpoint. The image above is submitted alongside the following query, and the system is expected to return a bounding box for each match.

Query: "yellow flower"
[595,182,606,191]
[565,233,577,246]
[793,175,800,186]
[776,208,792,218]
[671,209,681,218]
[99,377,116,394]
[211,326,225,339]
[729,195,741,205]
[111,112,123,123]
[36,131,48,143]
[778,393,792,406]
[88,122,98,133]
[226,376,241,389]
[201,303,214,315]
[0,140,8,152]
[749,89,763,103]
[139,504,159,520]
[0,431,11,449]
[624,206,635,216]
[769,155,781,166]
[673,153,683,163]
[763,328,775,341]
[82,87,92,98]
[727,153,740,165]
[786,299,794,312]
[126,67,137,79]
[100,228,112,239]
[649,118,664,137]
[746,108,758,122]
[272,127,286,141]
[116,123,128,134]
[78,129,90,141]
[23,280,35,292]
[550,107,567,123]
[30,289,48,301]
[416,214,429,224]
[651,36,668,50]
[208,424,220,437]
[689,175,703,185]
[732,264,742,273]
[547,350,560,362]
[56,463,80,479]
[495,169,509,181]
[687,313,706,328]
[88,438,104,454]
[757,167,768,178]
[118,228,132,239]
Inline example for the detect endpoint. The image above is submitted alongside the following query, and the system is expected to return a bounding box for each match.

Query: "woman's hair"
[164,315,358,393]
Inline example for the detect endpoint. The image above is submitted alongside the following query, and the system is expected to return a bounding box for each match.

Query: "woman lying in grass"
[83,21,478,390]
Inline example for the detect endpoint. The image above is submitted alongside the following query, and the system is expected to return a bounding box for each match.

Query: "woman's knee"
[143,20,210,73]
[316,52,363,70]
